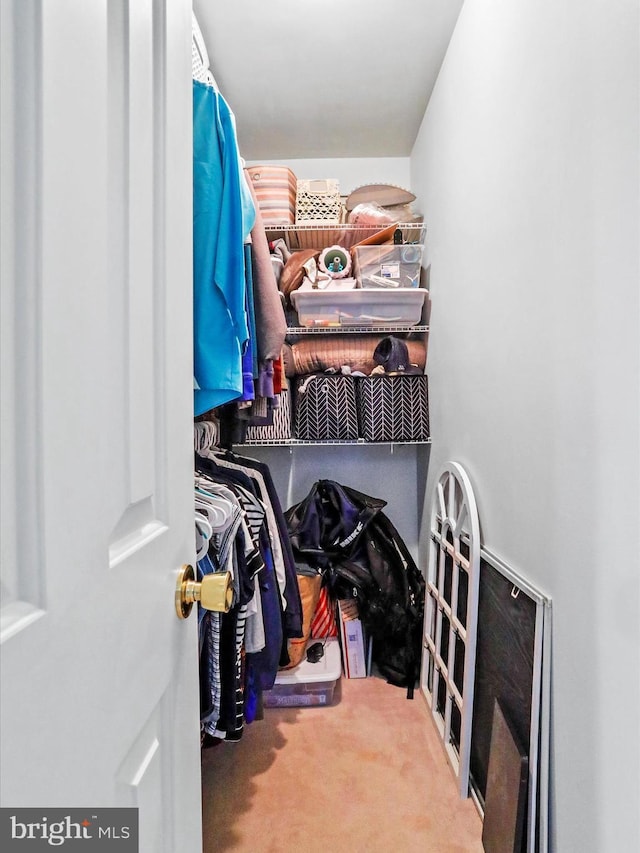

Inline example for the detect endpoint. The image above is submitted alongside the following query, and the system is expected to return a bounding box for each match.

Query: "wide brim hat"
[346,183,416,212]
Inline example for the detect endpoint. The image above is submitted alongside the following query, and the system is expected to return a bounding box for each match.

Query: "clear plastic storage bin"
[353,244,424,289]
[290,287,427,327]
[263,639,342,708]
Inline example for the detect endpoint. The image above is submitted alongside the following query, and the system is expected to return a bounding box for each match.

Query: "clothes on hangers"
[191,78,287,421]
[204,448,303,636]
[191,17,298,740]
[244,167,287,400]
[193,80,249,416]
[193,446,303,744]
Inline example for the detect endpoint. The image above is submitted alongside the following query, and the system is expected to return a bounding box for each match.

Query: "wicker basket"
[295,179,343,225]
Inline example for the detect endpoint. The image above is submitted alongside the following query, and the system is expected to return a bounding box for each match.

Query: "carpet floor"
[202,675,484,852]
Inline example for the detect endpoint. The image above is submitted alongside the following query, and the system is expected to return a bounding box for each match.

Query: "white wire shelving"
[285,324,429,335]
[265,222,425,251]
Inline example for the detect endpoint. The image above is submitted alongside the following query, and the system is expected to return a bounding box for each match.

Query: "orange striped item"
[246,165,297,225]
[310,586,338,638]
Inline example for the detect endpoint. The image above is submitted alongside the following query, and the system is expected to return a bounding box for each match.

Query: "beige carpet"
[202,676,484,852]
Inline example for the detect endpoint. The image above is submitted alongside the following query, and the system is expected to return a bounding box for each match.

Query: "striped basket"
[246,165,297,225]
[245,390,292,441]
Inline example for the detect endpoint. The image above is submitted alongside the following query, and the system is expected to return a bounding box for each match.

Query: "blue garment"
[241,244,256,401]
[239,169,256,241]
[193,80,249,416]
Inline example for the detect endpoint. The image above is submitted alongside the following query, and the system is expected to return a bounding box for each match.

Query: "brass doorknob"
[175,564,233,619]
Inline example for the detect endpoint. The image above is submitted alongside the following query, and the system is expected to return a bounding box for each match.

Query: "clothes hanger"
[192,11,220,92]
[195,512,213,562]
[194,420,220,453]
[195,492,230,531]
[195,478,237,531]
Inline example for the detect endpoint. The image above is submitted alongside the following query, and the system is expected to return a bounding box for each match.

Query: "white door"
[0,1,202,851]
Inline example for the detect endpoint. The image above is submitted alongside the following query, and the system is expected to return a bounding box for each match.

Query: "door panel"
[0,2,200,851]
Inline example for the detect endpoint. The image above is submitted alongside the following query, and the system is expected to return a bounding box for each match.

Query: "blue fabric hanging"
[193,80,250,416]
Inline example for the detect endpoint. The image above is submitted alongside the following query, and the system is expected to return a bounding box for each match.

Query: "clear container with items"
[263,638,342,708]
[290,287,427,327]
[354,244,424,289]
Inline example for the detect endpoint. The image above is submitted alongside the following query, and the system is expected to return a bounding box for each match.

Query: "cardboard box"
[338,599,368,678]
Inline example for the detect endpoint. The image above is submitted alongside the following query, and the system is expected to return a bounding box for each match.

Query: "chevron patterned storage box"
[245,389,292,441]
[357,375,430,441]
[294,374,359,441]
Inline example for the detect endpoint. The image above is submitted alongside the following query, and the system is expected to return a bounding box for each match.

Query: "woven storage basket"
[357,375,430,442]
[245,390,292,441]
[294,374,359,441]
[295,179,342,225]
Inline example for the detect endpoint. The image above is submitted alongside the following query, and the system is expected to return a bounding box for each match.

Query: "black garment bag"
[285,480,425,697]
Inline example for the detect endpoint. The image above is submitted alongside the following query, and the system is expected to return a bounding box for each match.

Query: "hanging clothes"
[244,168,287,400]
[202,448,303,639]
[194,445,303,744]
[193,79,254,416]
[191,17,299,743]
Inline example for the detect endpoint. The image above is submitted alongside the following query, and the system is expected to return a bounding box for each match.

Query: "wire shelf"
[286,324,429,335]
[235,438,432,448]
[265,222,425,251]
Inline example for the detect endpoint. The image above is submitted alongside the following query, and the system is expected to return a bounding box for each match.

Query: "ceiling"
[193,0,464,161]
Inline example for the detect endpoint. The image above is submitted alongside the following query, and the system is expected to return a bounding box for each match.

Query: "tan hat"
[345,183,416,211]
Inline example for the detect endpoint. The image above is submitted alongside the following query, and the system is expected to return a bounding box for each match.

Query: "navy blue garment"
[241,244,258,399]
[245,532,283,691]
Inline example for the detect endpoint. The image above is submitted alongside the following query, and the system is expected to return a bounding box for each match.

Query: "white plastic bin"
[290,288,427,327]
[263,638,342,708]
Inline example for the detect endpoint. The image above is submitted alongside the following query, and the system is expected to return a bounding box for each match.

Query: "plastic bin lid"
[274,638,342,685]
[290,288,427,307]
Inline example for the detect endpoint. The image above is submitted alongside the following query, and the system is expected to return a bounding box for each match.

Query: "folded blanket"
[283,336,426,377]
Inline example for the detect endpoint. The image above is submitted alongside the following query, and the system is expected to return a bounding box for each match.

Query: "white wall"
[245,157,412,200]
[410,1,639,850]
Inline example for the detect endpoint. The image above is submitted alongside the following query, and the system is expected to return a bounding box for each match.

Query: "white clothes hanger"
[195,512,213,562]
[195,493,229,531]
[192,11,220,92]
[195,477,238,532]
[194,420,220,453]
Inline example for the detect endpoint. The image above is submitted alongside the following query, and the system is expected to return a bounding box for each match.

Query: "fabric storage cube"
[353,244,424,289]
[246,165,297,225]
[357,375,430,441]
[295,178,342,225]
[245,389,292,441]
[294,374,359,441]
